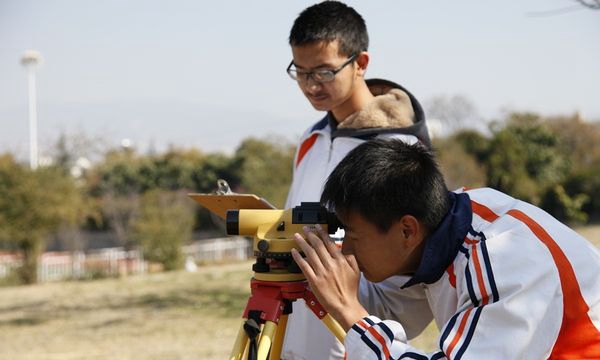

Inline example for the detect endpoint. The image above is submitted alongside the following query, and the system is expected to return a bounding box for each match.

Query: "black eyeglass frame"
[286,54,358,83]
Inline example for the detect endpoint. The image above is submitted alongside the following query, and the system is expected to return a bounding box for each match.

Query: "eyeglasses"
[286,54,357,83]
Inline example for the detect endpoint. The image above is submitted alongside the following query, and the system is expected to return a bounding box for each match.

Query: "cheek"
[327,81,348,97]
[341,241,353,255]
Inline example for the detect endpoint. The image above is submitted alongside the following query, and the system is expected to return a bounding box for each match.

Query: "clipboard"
[188,193,276,220]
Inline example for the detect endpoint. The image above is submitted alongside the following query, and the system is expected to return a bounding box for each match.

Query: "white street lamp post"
[21,50,42,170]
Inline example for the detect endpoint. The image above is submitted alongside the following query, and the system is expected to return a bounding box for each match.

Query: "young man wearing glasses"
[282,2,432,360]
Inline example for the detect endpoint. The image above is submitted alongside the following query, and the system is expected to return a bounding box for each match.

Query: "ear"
[398,215,425,250]
[355,51,370,76]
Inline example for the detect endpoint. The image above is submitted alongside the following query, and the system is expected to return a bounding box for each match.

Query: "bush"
[540,184,589,224]
[132,190,195,271]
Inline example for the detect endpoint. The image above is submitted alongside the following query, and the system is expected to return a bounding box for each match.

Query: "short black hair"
[321,139,451,233]
[289,1,368,56]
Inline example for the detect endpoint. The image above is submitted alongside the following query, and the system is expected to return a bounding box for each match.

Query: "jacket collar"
[402,192,472,288]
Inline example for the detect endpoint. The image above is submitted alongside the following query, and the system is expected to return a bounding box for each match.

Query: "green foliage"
[149,148,216,191]
[132,189,195,270]
[233,137,295,208]
[86,146,242,233]
[191,152,240,193]
[546,115,600,172]
[0,155,83,283]
[486,113,568,205]
[561,169,600,220]
[541,184,589,224]
[89,149,151,196]
[545,115,600,219]
[436,112,597,223]
[434,134,487,191]
[100,193,140,247]
[451,130,490,163]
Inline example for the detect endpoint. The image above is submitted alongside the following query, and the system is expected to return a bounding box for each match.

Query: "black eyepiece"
[292,202,342,233]
[226,210,240,235]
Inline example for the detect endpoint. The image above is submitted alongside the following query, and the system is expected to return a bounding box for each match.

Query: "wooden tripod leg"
[269,314,288,360]
[321,313,346,344]
[256,321,277,360]
[229,319,249,360]
[304,289,347,344]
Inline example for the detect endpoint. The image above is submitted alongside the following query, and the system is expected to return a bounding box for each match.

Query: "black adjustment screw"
[252,258,270,273]
[277,221,285,231]
[257,240,269,252]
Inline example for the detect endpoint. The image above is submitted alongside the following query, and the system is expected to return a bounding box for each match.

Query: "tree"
[233,137,295,208]
[85,148,148,247]
[132,189,195,270]
[561,168,600,220]
[451,130,490,164]
[486,113,569,205]
[546,113,600,173]
[434,135,487,191]
[149,148,203,191]
[543,113,600,220]
[541,184,589,224]
[425,94,481,135]
[0,155,83,283]
[191,152,239,193]
[574,0,600,9]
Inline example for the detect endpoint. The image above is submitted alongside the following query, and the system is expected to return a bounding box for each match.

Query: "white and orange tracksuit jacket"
[282,79,433,360]
[345,188,600,360]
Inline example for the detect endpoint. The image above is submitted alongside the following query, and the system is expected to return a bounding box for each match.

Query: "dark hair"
[321,139,451,233]
[289,1,368,56]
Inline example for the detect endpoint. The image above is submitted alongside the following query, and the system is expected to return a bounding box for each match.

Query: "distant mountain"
[0,99,309,160]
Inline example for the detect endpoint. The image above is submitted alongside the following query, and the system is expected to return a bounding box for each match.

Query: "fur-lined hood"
[331,78,431,147]
[338,88,414,129]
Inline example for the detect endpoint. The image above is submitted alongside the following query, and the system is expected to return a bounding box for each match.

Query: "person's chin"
[307,96,330,111]
[363,272,385,283]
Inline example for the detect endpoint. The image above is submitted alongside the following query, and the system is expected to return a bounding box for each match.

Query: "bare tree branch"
[575,0,600,9]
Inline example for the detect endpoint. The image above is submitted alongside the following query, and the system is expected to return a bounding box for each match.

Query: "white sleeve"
[344,315,446,360]
[358,275,433,340]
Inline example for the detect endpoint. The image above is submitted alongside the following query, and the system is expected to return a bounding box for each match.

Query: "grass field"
[0,262,251,360]
[1,226,599,360]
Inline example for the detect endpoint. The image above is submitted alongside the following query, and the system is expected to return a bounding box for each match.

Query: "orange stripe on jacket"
[470,200,499,222]
[446,308,473,357]
[365,325,391,360]
[357,320,369,330]
[471,243,490,306]
[446,263,456,288]
[464,238,479,245]
[357,320,391,360]
[295,133,319,167]
[507,209,600,359]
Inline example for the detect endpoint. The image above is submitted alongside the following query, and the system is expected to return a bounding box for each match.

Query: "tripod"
[229,266,345,360]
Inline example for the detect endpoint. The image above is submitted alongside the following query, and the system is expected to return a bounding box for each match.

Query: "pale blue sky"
[1,0,599,160]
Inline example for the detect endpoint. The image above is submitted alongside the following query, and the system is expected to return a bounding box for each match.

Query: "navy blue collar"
[402,192,472,288]
[310,114,330,133]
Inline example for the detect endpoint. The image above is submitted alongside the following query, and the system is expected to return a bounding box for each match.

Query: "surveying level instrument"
[189,183,346,360]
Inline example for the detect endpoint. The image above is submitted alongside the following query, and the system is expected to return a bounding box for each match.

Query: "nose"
[301,76,322,92]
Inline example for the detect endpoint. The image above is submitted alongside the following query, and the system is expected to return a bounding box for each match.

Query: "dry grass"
[574,224,600,247]
[0,261,253,360]
[1,226,598,360]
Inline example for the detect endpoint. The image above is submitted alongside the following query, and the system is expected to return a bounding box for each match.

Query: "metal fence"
[183,237,252,263]
[0,237,252,282]
[37,248,147,282]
